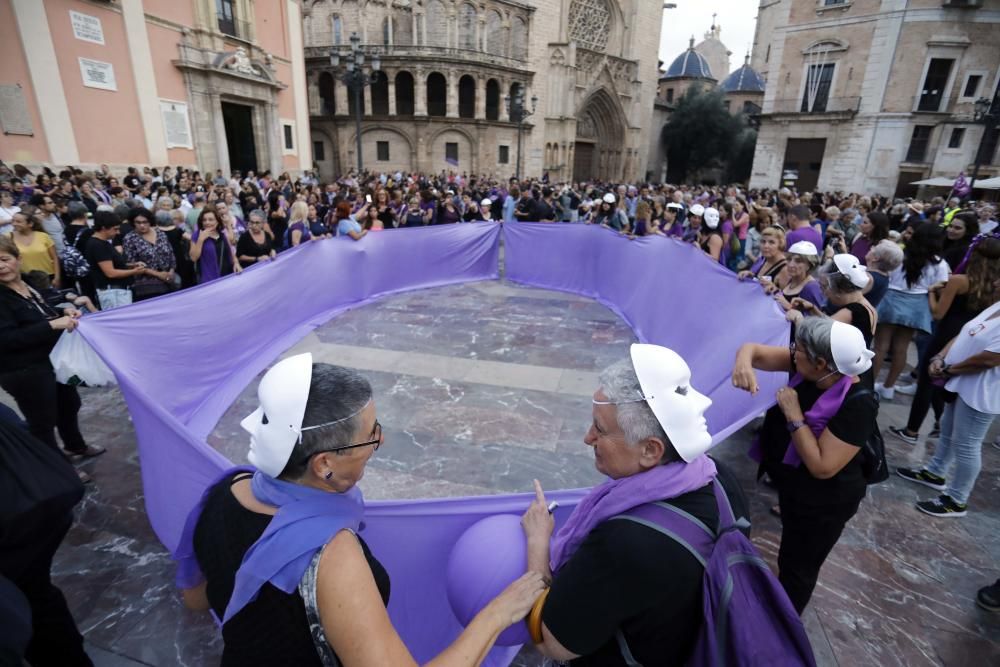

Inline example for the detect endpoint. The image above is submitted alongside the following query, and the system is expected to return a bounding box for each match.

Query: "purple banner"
[75,221,787,665]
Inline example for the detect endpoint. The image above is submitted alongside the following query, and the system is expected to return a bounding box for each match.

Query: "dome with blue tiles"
[721,56,766,93]
[662,36,715,81]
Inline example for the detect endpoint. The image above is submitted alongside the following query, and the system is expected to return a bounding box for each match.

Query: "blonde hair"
[289,200,309,224]
[635,201,651,221]
[761,225,786,250]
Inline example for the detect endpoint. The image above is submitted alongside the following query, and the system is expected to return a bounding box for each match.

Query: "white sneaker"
[875,383,895,400]
[894,383,917,396]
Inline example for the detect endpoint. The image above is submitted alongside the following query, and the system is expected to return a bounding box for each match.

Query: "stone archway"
[573,88,626,182]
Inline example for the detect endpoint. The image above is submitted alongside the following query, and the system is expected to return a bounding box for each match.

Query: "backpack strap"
[610,501,715,567]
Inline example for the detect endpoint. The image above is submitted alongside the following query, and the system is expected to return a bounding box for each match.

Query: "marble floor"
[5,279,1000,666]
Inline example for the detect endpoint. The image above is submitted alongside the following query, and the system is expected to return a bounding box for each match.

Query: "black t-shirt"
[535,200,556,222]
[84,236,131,289]
[123,174,140,191]
[515,197,536,221]
[236,231,273,261]
[759,380,874,508]
[543,461,749,667]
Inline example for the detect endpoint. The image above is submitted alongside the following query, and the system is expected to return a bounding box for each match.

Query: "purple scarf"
[222,472,364,623]
[748,373,854,467]
[549,456,717,570]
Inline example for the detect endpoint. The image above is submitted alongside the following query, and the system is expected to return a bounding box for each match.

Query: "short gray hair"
[598,359,678,463]
[279,364,373,481]
[868,239,903,273]
[817,260,862,294]
[156,196,174,209]
[794,317,835,370]
[248,208,266,223]
[154,209,173,227]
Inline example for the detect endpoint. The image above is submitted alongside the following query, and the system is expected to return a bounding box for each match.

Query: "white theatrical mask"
[241,353,313,477]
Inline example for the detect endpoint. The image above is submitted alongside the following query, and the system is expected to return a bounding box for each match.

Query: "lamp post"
[504,89,537,181]
[968,88,1000,200]
[330,32,381,175]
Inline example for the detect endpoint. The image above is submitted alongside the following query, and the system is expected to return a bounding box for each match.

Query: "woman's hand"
[737,270,753,281]
[776,386,804,422]
[49,316,78,332]
[521,480,555,548]
[731,355,760,395]
[233,262,243,274]
[760,280,779,295]
[483,571,547,628]
[786,309,804,325]
[928,356,946,378]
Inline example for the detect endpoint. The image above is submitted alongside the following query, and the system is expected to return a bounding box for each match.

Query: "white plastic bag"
[49,331,117,387]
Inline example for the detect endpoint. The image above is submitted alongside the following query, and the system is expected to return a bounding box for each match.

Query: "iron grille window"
[377,141,390,161]
[948,128,965,149]
[445,142,459,162]
[283,125,294,150]
[906,126,932,162]
[918,59,954,112]
[499,146,510,164]
[217,0,236,37]
[313,141,325,161]
[963,75,982,98]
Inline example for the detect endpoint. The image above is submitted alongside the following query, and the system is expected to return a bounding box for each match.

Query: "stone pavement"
[4,279,1000,666]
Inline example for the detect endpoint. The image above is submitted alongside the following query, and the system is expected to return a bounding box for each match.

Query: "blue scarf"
[223,471,364,623]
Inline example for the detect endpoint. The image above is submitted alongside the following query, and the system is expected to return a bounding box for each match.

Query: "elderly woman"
[236,210,276,266]
[861,239,902,308]
[123,208,176,301]
[789,255,878,354]
[190,208,242,283]
[181,357,544,666]
[739,225,788,286]
[896,287,1000,517]
[0,236,103,477]
[732,318,876,612]
[520,345,748,664]
[772,241,825,314]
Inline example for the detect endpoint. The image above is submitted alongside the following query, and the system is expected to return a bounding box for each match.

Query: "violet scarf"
[748,373,854,467]
[549,455,717,571]
[221,472,364,623]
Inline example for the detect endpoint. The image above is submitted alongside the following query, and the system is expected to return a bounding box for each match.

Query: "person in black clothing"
[0,236,103,471]
[236,211,277,265]
[83,211,147,310]
[183,360,544,667]
[534,187,558,223]
[514,189,537,222]
[520,346,748,666]
[732,317,877,613]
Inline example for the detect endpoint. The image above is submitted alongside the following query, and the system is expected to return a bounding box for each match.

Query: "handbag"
[0,420,84,526]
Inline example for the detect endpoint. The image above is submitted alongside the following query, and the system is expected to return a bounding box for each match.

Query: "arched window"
[427,72,447,116]
[485,79,500,120]
[341,0,360,38]
[382,17,392,45]
[371,73,390,114]
[458,4,477,50]
[395,71,415,115]
[426,0,447,48]
[332,15,343,45]
[485,10,503,56]
[459,75,476,118]
[319,72,336,114]
[511,16,528,60]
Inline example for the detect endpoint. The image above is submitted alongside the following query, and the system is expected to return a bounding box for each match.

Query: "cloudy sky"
[657,3,760,78]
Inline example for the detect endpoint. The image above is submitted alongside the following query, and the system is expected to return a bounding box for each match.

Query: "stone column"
[475,75,486,119]
[446,70,458,118]
[209,92,230,173]
[307,72,321,116]
[499,78,510,122]
[387,72,397,115]
[335,78,349,115]
[363,83,373,116]
[415,68,428,116]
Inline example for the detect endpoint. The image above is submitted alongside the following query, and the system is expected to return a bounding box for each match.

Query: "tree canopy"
[661,85,752,184]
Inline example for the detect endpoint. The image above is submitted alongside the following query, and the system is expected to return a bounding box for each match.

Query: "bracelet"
[526,588,550,644]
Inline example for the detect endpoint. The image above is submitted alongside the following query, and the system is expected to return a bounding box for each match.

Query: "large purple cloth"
[549,455,717,570]
[75,222,787,665]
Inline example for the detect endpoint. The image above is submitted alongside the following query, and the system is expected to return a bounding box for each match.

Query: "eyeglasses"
[299,420,381,464]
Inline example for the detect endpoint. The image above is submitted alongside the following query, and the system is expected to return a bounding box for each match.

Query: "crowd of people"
[1,159,999,666]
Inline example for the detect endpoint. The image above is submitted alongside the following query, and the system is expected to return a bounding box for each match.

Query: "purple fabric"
[75,222,787,666]
[786,226,823,251]
[549,456,717,570]
[223,472,364,622]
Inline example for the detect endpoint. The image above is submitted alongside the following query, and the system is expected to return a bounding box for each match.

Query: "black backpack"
[842,389,889,484]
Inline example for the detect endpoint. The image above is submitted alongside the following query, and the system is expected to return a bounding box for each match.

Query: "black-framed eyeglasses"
[300,420,381,464]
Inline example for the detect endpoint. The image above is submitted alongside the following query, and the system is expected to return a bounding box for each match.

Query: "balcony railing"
[304,44,527,70]
[767,96,861,115]
[219,17,253,42]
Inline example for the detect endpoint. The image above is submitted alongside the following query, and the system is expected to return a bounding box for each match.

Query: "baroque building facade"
[302,0,663,181]
[748,0,1000,195]
[0,0,311,175]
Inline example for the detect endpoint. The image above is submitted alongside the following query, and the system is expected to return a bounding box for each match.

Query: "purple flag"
[954,172,971,198]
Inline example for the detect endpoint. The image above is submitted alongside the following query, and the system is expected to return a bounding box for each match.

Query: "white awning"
[972,176,1000,189]
[909,177,956,187]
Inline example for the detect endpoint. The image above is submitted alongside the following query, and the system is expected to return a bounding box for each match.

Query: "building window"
[801,63,834,112]
[283,124,294,151]
[499,145,510,164]
[666,88,674,103]
[723,100,731,111]
[963,74,982,99]
[313,141,325,161]
[376,141,390,161]
[823,0,847,5]
[906,126,932,162]
[918,58,954,112]
[216,0,238,36]
[445,142,459,163]
[333,16,343,45]
[948,128,965,149]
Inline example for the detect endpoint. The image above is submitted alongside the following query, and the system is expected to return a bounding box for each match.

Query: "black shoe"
[929,421,941,438]
[896,467,946,491]
[916,495,967,518]
[888,426,918,445]
[977,580,1000,612]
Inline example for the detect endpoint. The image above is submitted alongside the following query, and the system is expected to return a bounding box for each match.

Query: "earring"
[324,471,333,480]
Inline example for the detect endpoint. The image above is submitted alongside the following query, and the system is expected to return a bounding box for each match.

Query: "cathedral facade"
[302,0,663,182]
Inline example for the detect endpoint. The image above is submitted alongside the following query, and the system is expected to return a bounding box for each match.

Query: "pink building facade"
[0,0,312,175]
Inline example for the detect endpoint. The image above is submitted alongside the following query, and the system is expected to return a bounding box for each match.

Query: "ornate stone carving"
[568,0,611,54]
[223,47,259,76]
[550,47,566,66]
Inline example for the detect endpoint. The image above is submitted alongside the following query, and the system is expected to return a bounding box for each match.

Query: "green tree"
[726,128,758,184]
[661,85,744,183]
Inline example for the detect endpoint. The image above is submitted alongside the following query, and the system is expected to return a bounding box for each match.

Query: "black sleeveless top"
[193,473,391,666]
[931,293,983,355]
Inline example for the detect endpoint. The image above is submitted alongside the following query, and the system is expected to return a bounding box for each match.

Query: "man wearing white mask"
[520,345,749,665]
[732,318,878,613]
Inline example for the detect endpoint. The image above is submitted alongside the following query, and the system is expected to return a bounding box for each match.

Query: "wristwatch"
[786,419,806,433]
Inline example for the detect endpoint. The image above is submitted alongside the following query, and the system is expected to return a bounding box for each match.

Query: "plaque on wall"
[0,84,34,136]
[160,100,193,149]
[79,58,117,91]
[70,11,105,45]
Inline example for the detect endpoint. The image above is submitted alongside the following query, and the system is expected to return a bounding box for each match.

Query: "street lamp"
[968,89,1000,199]
[330,32,381,175]
[504,88,537,181]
